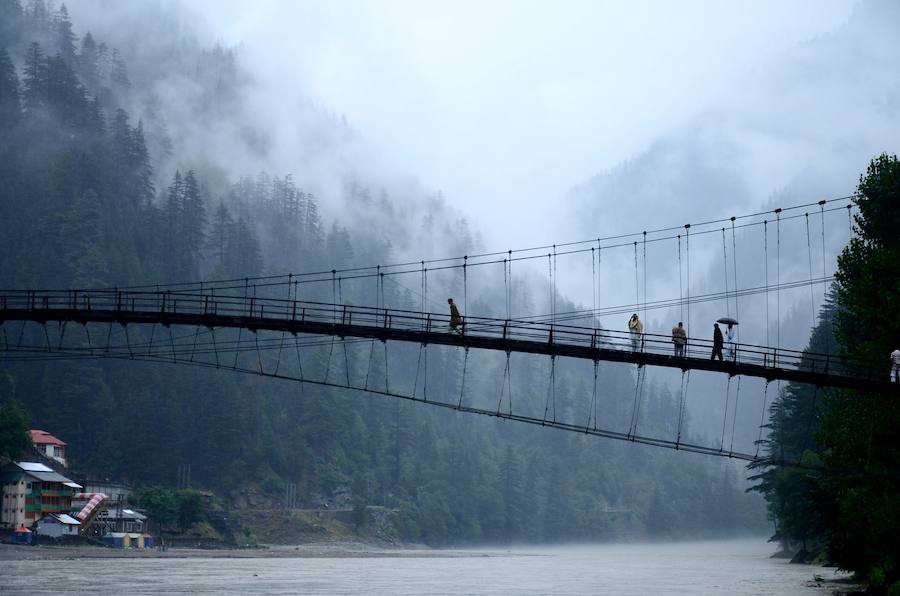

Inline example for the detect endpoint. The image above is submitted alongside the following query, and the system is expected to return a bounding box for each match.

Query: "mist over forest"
[0,2,897,578]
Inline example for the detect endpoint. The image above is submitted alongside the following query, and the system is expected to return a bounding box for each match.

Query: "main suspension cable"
[805,212,816,329]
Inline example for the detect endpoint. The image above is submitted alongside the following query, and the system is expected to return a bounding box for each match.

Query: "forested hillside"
[0,1,763,544]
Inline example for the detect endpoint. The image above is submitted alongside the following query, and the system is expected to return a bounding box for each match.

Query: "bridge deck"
[0,289,892,393]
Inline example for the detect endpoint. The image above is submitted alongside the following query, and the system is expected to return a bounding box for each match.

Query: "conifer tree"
[110,48,129,90]
[78,32,99,88]
[208,202,234,271]
[26,0,50,34]
[229,217,263,276]
[62,189,109,287]
[53,4,75,60]
[181,169,207,272]
[130,121,154,204]
[0,1,25,49]
[0,47,19,128]
[22,41,45,110]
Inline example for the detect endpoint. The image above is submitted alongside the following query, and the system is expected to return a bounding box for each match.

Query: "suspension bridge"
[0,195,892,465]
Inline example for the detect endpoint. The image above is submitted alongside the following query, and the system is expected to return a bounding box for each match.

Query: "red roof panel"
[29,429,67,446]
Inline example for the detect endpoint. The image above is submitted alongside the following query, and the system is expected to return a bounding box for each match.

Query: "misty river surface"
[2,539,850,595]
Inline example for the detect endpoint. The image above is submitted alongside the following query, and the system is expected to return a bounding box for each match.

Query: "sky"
[194,0,857,248]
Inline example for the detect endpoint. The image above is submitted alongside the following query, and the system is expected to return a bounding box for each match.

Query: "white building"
[0,462,81,529]
[35,513,81,537]
[29,430,68,467]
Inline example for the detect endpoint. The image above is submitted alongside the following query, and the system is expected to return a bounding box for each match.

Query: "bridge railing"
[0,289,875,384]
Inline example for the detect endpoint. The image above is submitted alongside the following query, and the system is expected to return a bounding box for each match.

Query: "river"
[1,538,852,595]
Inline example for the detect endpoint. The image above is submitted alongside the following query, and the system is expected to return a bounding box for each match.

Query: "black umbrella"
[716,317,739,326]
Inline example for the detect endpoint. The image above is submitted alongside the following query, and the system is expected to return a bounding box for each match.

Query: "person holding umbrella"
[717,317,739,361]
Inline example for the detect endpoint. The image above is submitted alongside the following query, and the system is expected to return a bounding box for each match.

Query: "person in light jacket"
[628,314,644,351]
[725,323,736,361]
[672,322,687,357]
[891,347,900,383]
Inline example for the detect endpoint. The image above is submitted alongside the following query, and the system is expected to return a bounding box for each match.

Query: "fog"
[65,0,899,341]
[68,1,863,247]
[192,0,858,249]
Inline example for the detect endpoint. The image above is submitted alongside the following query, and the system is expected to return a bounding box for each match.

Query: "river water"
[1,539,851,595]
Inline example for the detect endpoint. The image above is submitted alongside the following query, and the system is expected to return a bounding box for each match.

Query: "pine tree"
[501,445,524,539]
[78,32,99,88]
[207,202,234,271]
[0,1,25,49]
[62,189,109,287]
[44,53,88,127]
[130,121,154,204]
[163,170,185,278]
[229,217,263,276]
[26,0,50,33]
[22,41,45,110]
[110,48,129,90]
[181,170,207,275]
[0,47,19,128]
[326,223,354,269]
[53,4,75,60]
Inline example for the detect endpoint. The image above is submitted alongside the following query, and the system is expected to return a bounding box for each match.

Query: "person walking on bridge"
[891,347,900,383]
[672,322,687,357]
[711,323,724,361]
[628,314,644,352]
[448,298,463,335]
[725,323,736,361]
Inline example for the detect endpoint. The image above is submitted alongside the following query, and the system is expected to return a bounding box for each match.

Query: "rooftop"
[4,462,82,488]
[29,430,67,447]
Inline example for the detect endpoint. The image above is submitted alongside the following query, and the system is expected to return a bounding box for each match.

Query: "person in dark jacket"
[448,298,463,335]
[711,323,724,361]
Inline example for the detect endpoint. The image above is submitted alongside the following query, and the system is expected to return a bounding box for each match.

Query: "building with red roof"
[29,430,67,468]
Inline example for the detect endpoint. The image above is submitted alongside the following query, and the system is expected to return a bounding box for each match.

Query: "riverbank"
[0,540,485,561]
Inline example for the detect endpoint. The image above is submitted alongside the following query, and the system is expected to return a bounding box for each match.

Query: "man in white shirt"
[891,348,900,383]
[726,324,736,361]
